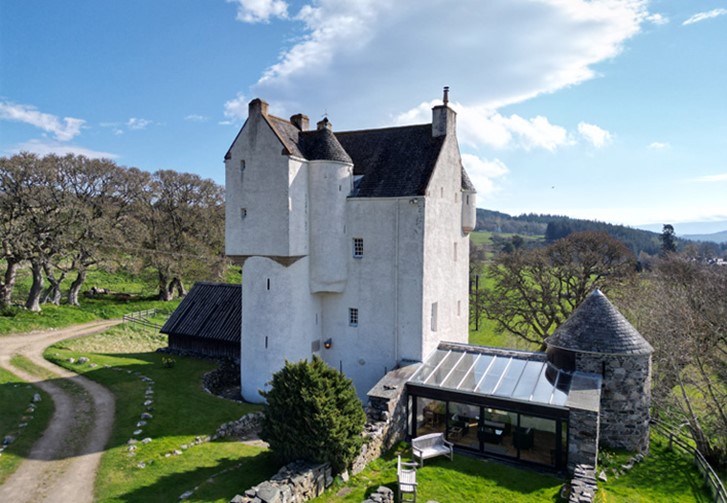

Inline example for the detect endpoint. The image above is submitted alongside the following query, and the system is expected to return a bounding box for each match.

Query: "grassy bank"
[43,322,273,502]
[0,367,54,484]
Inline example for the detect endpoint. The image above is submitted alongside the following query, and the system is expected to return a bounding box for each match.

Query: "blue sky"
[1,0,726,231]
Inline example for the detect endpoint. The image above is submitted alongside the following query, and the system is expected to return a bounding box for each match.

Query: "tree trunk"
[42,263,65,305]
[158,271,172,301]
[25,258,44,312]
[68,268,87,307]
[169,277,187,298]
[0,258,19,308]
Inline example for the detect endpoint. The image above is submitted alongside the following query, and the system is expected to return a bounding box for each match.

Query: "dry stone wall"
[229,461,332,503]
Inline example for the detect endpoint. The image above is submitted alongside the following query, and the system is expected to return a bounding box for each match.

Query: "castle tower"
[545,290,654,453]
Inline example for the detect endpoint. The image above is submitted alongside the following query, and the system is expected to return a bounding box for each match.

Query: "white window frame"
[353,238,364,258]
[349,308,359,327]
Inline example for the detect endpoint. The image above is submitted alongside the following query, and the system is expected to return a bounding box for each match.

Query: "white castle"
[225,90,476,402]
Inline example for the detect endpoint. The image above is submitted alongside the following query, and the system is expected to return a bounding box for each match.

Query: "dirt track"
[0,320,121,503]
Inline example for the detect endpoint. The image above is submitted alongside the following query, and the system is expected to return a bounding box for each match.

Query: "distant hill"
[683,230,727,244]
[475,209,662,256]
[637,220,727,236]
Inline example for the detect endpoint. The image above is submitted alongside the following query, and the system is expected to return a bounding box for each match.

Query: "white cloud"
[461,154,509,196]
[223,93,248,122]
[645,13,668,25]
[578,122,612,148]
[227,0,288,23]
[126,117,152,130]
[692,173,727,183]
[0,101,84,141]
[648,141,670,149]
[394,101,572,152]
[683,8,727,26]
[8,139,117,159]
[185,114,209,122]
[249,0,650,121]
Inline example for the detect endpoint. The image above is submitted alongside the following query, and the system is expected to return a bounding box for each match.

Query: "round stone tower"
[545,290,654,453]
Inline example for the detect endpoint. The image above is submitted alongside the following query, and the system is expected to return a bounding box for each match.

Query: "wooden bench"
[412,432,453,466]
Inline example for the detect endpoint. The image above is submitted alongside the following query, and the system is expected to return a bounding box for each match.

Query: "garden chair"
[397,455,418,502]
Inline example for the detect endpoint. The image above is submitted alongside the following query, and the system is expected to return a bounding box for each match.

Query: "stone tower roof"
[545,290,653,355]
[299,126,353,163]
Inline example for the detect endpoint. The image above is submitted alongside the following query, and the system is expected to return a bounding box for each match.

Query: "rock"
[144,400,153,406]
[78,357,89,364]
[141,437,152,444]
[598,470,607,482]
[340,470,349,482]
[141,412,153,420]
[18,422,27,428]
[229,496,246,503]
[3,435,16,446]
[68,357,75,364]
[33,393,41,403]
[256,482,282,503]
[137,421,147,427]
[137,462,146,469]
[128,445,137,452]
[174,450,182,456]
[179,490,194,500]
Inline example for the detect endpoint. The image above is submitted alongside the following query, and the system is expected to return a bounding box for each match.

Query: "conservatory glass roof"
[408,343,573,407]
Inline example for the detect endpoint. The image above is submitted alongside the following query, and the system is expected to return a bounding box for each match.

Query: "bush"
[260,356,366,473]
[161,356,176,368]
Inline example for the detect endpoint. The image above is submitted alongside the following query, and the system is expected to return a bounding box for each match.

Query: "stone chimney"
[432,86,456,137]
[248,98,269,117]
[317,117,332,131]
[290,113,310,131]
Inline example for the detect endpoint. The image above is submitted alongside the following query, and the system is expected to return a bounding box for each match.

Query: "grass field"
[43,322,272,502]
[0,367,54,485]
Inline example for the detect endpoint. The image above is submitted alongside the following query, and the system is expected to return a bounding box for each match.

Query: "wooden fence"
[651,419,726,503]
[122,309,162,330]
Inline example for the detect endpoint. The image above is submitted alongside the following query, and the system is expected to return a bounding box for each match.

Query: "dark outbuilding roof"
[545,290,653,355]
[160,282,241,344]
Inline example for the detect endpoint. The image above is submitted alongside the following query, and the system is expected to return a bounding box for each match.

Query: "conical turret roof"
[300,126,352,163]
[546,290,653,355]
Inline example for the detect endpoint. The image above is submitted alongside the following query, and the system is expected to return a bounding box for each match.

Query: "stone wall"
[352,365,416,475]
[568,408,599,472]
[229,461,332,503]
[576,353,651,453]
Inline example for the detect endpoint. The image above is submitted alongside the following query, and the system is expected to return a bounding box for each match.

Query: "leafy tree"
[259,356,366,473]
[661,224,677,255]
[482,231,636,348]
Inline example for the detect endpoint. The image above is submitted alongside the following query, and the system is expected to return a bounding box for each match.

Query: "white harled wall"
[241,256,322,402]
[421,133,470,357]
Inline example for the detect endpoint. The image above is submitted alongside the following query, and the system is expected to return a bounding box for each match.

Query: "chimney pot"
[290,113,310,131]
[248,98,269,117]
[316,117,332,131]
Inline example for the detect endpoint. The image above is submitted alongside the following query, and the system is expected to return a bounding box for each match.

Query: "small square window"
[349,308,359,327]
[353,238,364,258]
[240,208,247,218]
[240,159,246,173]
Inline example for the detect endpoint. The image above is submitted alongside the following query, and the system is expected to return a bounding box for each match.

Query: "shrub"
[260,356,366,473]
[161,356,176,368]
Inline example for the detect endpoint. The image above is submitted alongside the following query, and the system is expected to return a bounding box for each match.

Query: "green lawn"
[314,447,564,503]
[43,323,273,502]
[596,437,712,502]
[0,366,54,484]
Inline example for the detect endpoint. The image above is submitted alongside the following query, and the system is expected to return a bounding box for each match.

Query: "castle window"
[266,278,270,290]
[240,208,247,219]
[349,308,359,327]
[431,302,438,332]
[457,300,461,317]
[353,238,364,258]
[240,159,246,174]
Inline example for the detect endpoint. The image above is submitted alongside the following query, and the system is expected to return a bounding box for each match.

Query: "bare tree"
[622,257,726,467]
[135,170,225,301]
[482,231,636,348]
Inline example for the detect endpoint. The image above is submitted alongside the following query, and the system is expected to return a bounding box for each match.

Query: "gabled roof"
[336,124,445,197]
[160,282,241,344]
[545,290,653,355]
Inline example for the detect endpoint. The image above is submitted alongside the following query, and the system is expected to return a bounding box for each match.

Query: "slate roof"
[264,115,452,198]
[336,125,445,197]
[545,290,653,355]
[160,282,241,344]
